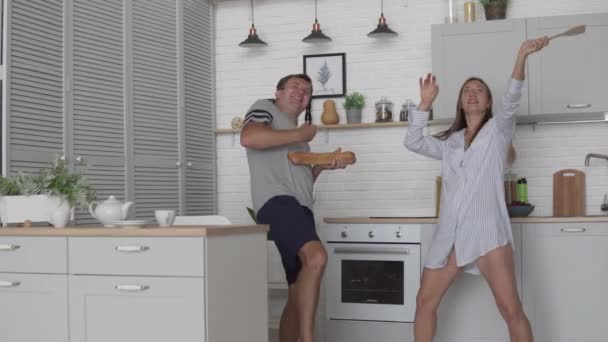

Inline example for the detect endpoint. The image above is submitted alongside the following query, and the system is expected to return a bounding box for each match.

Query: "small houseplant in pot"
[0,158,96,227]
[480,0,508,20]
[343,91,366,124]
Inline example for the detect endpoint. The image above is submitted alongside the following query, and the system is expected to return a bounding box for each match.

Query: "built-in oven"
[326,224,421,323]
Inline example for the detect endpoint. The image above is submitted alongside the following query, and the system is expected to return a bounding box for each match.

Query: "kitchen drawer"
[533,222,608,236]
[0,237,67,274]
[69,275,205,342]
[68,237,205,277]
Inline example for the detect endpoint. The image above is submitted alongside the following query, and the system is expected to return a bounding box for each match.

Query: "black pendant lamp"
[239,0,267,47]
[302,0,331,43]
[368,0,398,38]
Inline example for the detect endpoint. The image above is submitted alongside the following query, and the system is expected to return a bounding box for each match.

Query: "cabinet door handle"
[0,280,21,288]
[0,244,21,251]
[114,245,150,253]
[334,247,410,255]
[560,228,586,233]
[115,284,150,292]
[566,104,591,109]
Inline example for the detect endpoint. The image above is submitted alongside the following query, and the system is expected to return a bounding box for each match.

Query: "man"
[241,74,350,342]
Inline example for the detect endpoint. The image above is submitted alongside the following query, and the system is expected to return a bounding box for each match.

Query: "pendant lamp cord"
[251,0,255,25]
[381,0,384,16]
[314,0,318,21]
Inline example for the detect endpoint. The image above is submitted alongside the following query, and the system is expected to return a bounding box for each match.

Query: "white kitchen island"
[0,225,269,342]
[324,216,608,342]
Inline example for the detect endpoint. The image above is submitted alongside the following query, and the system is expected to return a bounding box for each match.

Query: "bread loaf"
[288,151,356,166]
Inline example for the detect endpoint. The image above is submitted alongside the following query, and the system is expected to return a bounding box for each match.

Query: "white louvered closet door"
[131,0,180,220]
[183,0,214,215]
[69,0,126,224]
[7,0,64,174]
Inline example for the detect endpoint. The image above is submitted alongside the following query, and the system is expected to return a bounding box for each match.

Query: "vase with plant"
[343,91,366,124]
[479,0,508,20]
[0,157,96,227]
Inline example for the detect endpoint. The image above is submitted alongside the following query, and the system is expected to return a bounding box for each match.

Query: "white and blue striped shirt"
[404,78,523,274]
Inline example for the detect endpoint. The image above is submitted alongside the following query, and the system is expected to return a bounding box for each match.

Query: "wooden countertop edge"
[0,225,269,237]
[324,216,608,224]
[324,218,439,224]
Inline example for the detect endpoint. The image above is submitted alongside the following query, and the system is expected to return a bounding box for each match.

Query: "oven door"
[326,243,420,323]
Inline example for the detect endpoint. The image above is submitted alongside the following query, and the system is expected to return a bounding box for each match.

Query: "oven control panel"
[326,224,421,243]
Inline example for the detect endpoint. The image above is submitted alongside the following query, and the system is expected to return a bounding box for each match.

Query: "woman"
[404,37,549,342]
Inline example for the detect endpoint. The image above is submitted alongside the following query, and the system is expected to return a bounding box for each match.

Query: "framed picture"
[303,53,346,99]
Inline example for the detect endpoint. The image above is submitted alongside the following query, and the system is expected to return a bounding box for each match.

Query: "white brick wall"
[215,0,608,224]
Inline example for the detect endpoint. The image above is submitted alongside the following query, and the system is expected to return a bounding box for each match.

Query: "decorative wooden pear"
[321,99,340,125]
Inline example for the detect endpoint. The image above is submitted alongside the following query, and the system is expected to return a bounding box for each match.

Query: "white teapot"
[89,195,134,227]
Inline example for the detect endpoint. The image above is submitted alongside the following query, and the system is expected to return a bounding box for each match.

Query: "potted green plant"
[0,158,96,226]
[343,91,366,124]
[479,0,508,20]
[38,158,96,208]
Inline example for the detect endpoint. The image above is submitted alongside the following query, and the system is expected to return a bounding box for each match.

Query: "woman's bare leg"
[415,249,461,342]
[476,244,533,342]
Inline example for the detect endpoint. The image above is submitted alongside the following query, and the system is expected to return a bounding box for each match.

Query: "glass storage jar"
[375,97,393,123]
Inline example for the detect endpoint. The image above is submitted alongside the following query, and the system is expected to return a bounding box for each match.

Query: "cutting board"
[553,169,585,217]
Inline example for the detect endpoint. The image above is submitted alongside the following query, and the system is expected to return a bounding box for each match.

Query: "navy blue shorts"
[257,195,319,285]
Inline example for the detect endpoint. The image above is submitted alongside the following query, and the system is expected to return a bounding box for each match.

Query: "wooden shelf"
[215,127,242,133]
[215,121,406,134]
[214,118,453,134]
[317,121,408,130]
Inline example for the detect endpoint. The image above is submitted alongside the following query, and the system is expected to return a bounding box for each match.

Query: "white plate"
[110,220,150,228]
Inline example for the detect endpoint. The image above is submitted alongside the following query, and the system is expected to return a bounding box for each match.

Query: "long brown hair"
[434,77,493,142]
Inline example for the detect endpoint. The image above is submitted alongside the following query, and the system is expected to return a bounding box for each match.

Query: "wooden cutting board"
[553,169,585,217]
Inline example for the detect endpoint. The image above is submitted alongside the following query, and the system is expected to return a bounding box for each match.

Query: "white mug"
[155,210,176,227]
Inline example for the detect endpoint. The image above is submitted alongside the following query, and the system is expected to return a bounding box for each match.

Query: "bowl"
[507,205,535,217]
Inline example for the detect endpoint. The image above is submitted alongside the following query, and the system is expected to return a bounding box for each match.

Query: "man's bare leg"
[294,241,327,342]
[279,285,299,342]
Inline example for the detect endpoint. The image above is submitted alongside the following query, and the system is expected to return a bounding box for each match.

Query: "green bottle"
[517,178,528,204]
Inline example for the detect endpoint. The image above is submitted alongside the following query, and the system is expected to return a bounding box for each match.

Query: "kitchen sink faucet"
[584,153,608,166]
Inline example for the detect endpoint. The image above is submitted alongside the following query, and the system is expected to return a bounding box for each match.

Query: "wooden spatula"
[549,25,586,41]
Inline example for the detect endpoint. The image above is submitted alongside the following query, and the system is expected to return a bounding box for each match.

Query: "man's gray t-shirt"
[243,99,314,212]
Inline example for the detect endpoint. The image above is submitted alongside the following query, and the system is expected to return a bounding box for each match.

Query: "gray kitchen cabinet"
[431,224,523,342]
[69,0,128,224]
[522,223,608,342]
[69,275,206,342]
[130,0,181,220]
[0,237,69,341]
[181,0,216,216]
[431,13,608,120]
[4,0,215,223]
[5,0,65,175]
[527,13,608,115]
[130,0,215,219]
[431,19,528,119]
